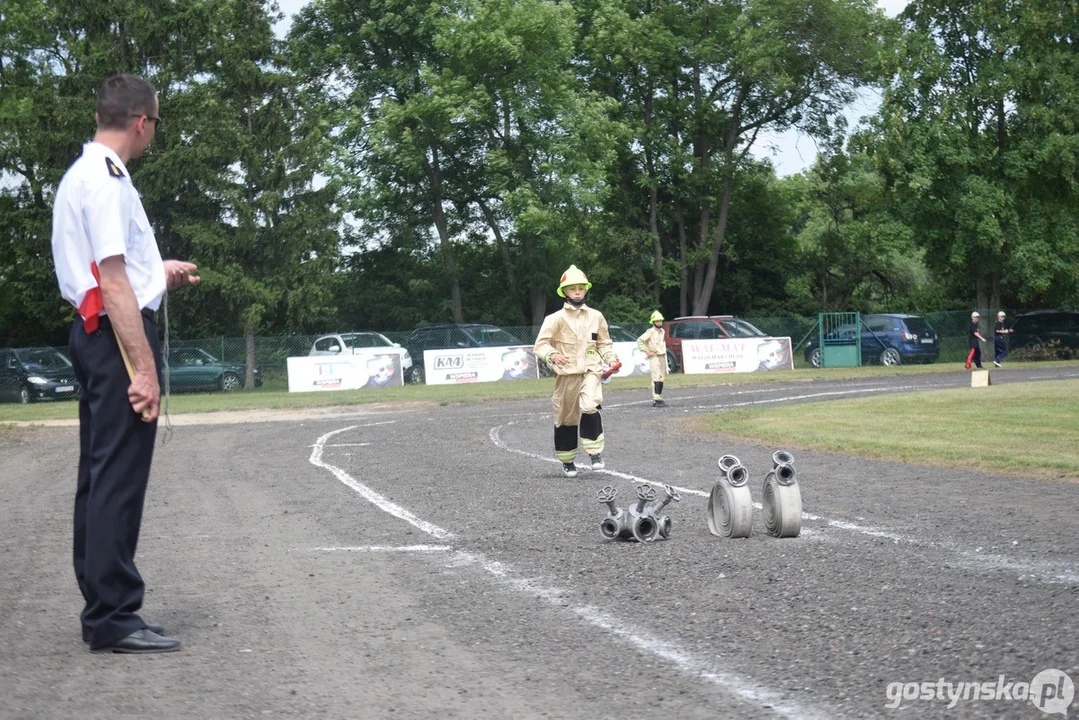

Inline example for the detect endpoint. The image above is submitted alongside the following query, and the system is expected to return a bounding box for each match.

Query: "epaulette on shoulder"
[105,157,125,179]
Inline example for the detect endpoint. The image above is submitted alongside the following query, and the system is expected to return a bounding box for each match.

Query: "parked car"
[803,314,939,368]
[166,347,262,392]
[607,325,640,343]
[309,332,413,371]
[0,347,80,404]
[404,323,525,384]
[1009,310,1079,351]
[663,316,769,373]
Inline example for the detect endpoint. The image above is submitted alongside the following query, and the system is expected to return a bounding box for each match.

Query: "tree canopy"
[1,0,1075,346]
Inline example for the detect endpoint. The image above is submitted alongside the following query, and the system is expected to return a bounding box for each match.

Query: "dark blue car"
[804,314,940,367]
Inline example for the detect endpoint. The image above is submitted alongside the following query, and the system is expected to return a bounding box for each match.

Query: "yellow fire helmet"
[557,265,592,297]
[650,310,664,323]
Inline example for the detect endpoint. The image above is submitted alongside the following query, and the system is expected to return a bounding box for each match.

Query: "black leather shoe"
[83,620,165,643]
[91,629,181,654]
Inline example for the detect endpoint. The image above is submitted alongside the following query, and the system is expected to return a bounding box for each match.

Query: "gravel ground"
[1,367,1076,719]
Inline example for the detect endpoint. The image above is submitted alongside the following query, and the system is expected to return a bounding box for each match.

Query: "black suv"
[404,323,525,384]
[1010,310,1079,352]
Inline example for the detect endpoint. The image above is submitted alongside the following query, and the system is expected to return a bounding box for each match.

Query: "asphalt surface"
[1,367,1077,719]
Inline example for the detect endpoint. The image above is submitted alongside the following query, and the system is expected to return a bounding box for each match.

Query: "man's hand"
[164,260,200,292]
[550,352,568,367]
[128,369,160,422]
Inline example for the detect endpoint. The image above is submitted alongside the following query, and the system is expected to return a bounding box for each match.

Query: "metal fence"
[3,309,1075,400]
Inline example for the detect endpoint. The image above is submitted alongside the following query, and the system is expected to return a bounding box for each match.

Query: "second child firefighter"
[534,265,619,478]
[637,310,667,407]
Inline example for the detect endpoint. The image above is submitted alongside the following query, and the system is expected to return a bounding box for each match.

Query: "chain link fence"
[3,309,1075,400]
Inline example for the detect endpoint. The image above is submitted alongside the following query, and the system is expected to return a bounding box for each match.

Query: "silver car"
[309,332,413,371]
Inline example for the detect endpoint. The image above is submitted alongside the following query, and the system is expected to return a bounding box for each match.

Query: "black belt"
[141,307,156,322]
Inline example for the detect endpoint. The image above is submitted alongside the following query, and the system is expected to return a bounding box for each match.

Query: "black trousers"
[68,312,160,648]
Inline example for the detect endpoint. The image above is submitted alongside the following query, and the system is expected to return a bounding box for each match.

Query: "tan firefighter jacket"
[534,302,617,375]
[637,325,666,356]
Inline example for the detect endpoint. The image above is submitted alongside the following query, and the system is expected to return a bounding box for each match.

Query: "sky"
[273,0,909,177]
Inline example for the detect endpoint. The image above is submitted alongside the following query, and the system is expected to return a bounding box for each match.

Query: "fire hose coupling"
[629,484,660,542]
[653,483,681,539]
[762,452,802,538]
[717,454,749,487]
[596,485,630,540]
[772,450,795,468]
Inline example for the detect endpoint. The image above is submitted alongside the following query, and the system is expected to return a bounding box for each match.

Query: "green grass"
[1,359,1077,423]
[707,379,1079,480]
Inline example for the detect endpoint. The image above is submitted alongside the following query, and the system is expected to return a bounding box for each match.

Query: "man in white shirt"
[52,74,199,654]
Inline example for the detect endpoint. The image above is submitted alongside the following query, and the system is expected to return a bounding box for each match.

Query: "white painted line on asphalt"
[306,421,397,448]
[309,545,452,553]
[690,385,921,410]
[573,605,812,717]
[311,425,822,719]
[605,384,799,409]
[310,425,454,541]
[449,549,822,718]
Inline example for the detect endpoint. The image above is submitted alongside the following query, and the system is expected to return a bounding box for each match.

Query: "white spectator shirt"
[52,142,166,315]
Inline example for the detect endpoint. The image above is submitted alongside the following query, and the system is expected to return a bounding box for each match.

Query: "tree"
[291,0,472,322]
[783,147,922,313]
[293,0,617,328]
[0,0,339,354]
[873,0,1079,311]
[578,0,889,316]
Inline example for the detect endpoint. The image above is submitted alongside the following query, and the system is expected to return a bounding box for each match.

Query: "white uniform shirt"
[52,142,166,315]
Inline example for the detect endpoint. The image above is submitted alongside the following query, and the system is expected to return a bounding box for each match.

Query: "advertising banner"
[682,337,794,374]
[424,346,540,385]
[287,350,405,392]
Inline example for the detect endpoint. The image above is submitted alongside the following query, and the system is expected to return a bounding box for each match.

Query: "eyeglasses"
[129,113,162,129]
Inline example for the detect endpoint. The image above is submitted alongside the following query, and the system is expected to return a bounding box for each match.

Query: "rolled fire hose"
[762,461,802,538]
[707,460,753,538]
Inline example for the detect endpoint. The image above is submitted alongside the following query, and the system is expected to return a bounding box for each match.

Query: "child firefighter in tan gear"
[637,310,667,407]
[534,265,619,478]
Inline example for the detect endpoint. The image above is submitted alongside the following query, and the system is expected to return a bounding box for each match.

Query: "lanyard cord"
[160,290,173,444]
